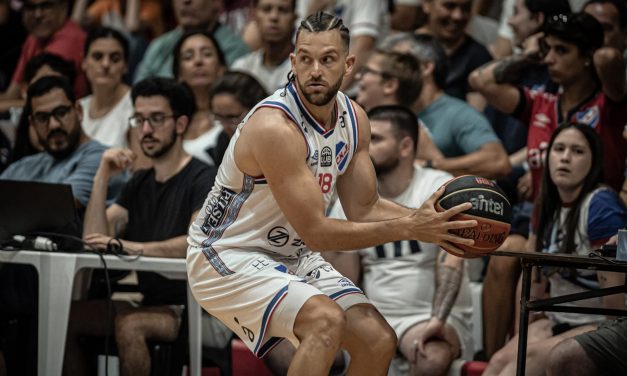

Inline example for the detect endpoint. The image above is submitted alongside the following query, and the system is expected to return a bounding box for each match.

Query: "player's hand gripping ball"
[436,175,512,258]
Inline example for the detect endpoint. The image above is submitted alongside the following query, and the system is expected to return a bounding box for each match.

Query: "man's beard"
[141,128,178,159]
[298,75,343,106]
[373,155,400,177]
[43,127,81,160]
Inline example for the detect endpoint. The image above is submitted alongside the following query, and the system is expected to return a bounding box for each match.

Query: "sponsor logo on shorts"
[252,258,271,270]
[321,146,332,167]
[308,265,334,279]
[267,226,290,247]
[338,278,354,287]
[203,187,237,231]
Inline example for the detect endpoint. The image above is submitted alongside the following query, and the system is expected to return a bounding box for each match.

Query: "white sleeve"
[342,0,387,39]
[497,0,515,40]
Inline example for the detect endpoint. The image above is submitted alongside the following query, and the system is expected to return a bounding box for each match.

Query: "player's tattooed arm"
[431,251,463,321]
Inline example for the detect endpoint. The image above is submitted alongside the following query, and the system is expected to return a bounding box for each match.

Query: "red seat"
[231,339,273,376]
[461,361,488,376]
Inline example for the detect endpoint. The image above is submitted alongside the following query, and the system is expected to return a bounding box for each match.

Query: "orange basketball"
[435,175,512,258]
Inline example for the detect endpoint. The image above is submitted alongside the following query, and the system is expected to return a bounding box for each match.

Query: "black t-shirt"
[116,158,216,305]
[445,35,492,100]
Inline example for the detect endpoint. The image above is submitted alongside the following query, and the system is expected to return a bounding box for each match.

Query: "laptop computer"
[0,180,80,242]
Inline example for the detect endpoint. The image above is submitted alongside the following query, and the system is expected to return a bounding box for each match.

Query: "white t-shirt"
[231,49,291,94]
[80,91,133,148]
[183,123,224,166]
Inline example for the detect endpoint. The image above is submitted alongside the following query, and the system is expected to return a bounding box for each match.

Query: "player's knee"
[372,322,397,358]
[297,302,346,346]
[410,342,453,376]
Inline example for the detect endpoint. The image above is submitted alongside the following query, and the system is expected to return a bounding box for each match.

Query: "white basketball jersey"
[188,83,360,268]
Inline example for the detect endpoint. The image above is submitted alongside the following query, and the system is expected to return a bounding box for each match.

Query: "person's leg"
[398,321,461,376]
[497,325,594,376]
[340,303,396,376]
[289,295,347,376]
[548,338,598,376]
[114,306,180,376]
[483,318,553,376]
[482,234,526,358]
[63,300,131,376]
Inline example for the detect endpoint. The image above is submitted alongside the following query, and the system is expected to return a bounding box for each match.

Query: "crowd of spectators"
[0,0,626,375]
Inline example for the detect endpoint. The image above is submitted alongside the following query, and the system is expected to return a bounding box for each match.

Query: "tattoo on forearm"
[432,264,462,321]
[493,52,542,84]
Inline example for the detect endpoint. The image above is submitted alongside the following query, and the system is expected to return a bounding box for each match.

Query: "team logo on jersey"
[310,150,319,166]
[203,187,236,231]
[335,141,349,171]
[308,265,334,279]
[267,226,290,247]
[532,113,550,128]
[321,146,332,167]
[575,106,600,129]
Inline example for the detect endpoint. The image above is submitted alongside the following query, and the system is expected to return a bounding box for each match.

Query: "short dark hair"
[543,12,604,55]
[583,0,627,29]
[84,26,129,61]
[410,33,448,89]
[525,0,571,21]
[26,75,75,110]
[367,105,419,151]
[295,11,350,51]
[375,50,423,108]
[24,53,76,85]
[254,0,296,12]
[172,29,226,79]
[209,71,268,110]
[131,77,196,119]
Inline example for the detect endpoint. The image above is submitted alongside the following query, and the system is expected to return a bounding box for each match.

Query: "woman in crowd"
[80,26,147,170]
[484,123,626,376]
[207,71,267,166]
[173,30,226,165]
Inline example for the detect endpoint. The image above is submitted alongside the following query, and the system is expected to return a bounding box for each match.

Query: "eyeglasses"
[31,105,73,127]
[23,0,60,13]
[357,66,391,79]
[128,113,176,128]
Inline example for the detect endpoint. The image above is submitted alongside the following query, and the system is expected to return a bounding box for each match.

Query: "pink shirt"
[12,20,87,96]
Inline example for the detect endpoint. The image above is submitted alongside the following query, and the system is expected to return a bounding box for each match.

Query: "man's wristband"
[425,159,434,169]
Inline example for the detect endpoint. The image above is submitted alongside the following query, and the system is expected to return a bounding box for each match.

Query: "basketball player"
[187,12,477,375]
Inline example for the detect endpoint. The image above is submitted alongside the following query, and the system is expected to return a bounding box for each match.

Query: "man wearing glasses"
[0,0,86,112]
[0,75,112,208]
[63,77,219,376]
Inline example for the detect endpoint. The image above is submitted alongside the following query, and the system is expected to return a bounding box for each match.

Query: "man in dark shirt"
[416,0,492,109]
[63,77,216,376]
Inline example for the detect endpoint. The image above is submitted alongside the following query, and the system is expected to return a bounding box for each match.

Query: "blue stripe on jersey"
[329,287,363,301]
[259,101,311,159]
[343,95,359,153]
[254,284,289,355]
[200,175,255,276]
[287,84,335,138]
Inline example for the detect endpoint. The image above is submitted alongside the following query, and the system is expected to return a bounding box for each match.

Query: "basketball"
[435,175,512,258]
